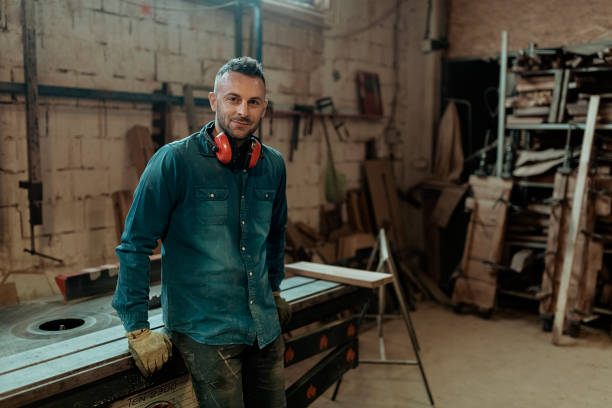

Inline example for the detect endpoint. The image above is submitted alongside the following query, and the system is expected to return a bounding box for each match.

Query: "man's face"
[209,71,267,141]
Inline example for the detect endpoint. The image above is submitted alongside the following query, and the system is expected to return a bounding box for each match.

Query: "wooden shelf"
[498,289,540,301]
[270,109,384,120]
[506,123,612,130]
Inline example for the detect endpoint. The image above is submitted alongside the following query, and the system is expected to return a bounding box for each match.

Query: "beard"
[218,114,261,141]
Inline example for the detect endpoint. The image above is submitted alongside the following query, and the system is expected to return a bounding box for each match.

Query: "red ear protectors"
[213,132,262,169]
[213,132,232,164]
[248,138,262,168]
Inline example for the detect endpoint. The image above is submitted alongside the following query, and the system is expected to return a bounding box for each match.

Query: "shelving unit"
[489,35,612,337]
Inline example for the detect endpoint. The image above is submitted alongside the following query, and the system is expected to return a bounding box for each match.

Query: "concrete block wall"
[448,0,612,58]
[0,0,434,301]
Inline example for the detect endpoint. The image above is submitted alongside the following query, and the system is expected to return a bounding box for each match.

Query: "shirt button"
[241,220,245,225]
[241,246,246,251]
[241,195,245,199]
[210,193,215,198]
[250,300,254,304]
[243,169,247,173]
[249,271,253,276]
[265,193,269,198]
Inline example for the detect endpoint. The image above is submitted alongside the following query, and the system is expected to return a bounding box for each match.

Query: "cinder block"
[42,169,76,202]
[153,22,181,54]
[0,137,27,174]
[90,10,131,46]
[0,173,27,207]
[4,0,24,32]
[265,92,295,111]
[292,184,321,209]
[40,199,86,235]
[341,142,366,162]
[109,158,139,192]
[102,0,122,15]
[73,169,111,198]
[81,226,121,262]
[265,68,296,95]
[202,31,234,61]
[179,27,200,57]
[84,196,115,230]
[130,17,156,51]
[336,162,361,184]
[308,66,324,98]
[0,31,23,66]
[263,44,294,71]
[7,273,55,302]
[0,104,26,139]
[156,52,202,84]
[0,206,23,243]
[81,137,110,170]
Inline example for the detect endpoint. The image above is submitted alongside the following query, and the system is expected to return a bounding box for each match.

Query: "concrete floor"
[285,301,612,408]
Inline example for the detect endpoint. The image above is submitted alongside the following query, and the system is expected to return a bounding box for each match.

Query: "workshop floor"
[284,301,612,408]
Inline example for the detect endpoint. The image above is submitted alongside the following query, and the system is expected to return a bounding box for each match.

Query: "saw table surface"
[0,274,362,407]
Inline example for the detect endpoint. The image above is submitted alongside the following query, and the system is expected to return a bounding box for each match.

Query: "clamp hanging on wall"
[20,0,62,263]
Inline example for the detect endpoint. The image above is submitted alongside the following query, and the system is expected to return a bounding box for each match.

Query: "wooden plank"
[577,240,603,314]
[111,190,132,245]
[126,125,155,177]
[557,68,571,122]
[0,283,18,307]
[286,262,393,288]
[553,95,599,345]
[452,176,512,309]
[430,183,468,228]
[364,160,407,250]
[337,233,374,260]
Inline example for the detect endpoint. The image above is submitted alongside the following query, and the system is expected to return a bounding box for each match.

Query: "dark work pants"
[171,332,286,408]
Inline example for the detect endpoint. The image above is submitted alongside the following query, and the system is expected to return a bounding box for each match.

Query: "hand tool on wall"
[288,104,315,162]
[316,98,346,205]
[316,97,349,141]
[289,113,300,162]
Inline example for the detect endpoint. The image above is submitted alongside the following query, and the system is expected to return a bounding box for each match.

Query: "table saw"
[0,272,373,408]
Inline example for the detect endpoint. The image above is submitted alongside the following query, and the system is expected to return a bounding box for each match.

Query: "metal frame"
[334,229,435,406]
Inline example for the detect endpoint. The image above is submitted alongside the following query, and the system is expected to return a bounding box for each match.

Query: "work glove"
[274,295,292,328]
[126,328,172,376]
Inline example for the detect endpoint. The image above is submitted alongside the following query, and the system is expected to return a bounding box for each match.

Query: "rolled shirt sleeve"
[112,145,182,332]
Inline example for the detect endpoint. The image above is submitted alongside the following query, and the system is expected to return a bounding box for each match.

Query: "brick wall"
[448,0,612,58]
[0,0,434,301]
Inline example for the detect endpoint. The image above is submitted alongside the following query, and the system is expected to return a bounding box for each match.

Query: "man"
[112,56,290,408]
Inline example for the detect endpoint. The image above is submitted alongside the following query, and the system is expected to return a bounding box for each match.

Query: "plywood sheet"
[452,176,513,309]
[286,262,393,288]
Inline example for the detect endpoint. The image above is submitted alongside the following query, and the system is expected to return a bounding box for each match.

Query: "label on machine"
[110,374,197,408]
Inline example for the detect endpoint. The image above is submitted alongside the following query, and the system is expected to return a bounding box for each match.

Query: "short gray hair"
[214,56,266,93]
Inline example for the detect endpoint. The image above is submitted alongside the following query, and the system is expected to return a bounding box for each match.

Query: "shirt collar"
[198,121,217,157]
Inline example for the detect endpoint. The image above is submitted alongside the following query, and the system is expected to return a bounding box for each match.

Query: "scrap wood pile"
[285,159,450,307]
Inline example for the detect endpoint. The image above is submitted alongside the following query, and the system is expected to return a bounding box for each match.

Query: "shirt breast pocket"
[194,187,229,225]
[253,189,276,224]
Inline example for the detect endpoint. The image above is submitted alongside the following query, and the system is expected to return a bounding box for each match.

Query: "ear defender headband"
[213,132,262,168]
[204,123,262,169]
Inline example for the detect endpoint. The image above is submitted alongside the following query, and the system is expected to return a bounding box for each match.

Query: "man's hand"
[126,328,172,376]
[274,295,292,328]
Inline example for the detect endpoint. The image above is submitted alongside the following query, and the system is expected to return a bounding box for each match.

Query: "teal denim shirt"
[112,124,287,348]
